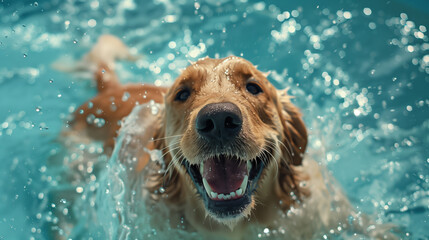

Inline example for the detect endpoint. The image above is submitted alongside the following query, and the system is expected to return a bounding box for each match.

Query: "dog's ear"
[276,89,307,166]
[273,89,309,209]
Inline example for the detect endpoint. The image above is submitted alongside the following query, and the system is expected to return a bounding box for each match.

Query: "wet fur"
[62,36,397,239]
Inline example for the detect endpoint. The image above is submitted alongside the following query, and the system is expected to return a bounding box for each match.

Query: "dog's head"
[157,56,307,225]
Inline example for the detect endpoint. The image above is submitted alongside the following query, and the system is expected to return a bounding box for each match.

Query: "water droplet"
[35,107,41,112]
[86,114,95,124]
[76,187,83,193]
[88,19,97,28]
[34,2,38,7]
[49,79,54,83]
[38,193,44,199]
[23,54,27,58]
[151,105,159,115]
[122,92,130,102]
[73,39,78,44]
[94,118,105,127]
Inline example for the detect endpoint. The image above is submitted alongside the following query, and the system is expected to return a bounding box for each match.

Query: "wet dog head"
[159,56,307,225]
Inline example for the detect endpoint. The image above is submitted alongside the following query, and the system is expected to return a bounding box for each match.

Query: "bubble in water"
[49,79,53,83]
[343,11,352,19]
[86,114,95,124]
[291,9,299,17]
[122,92,130,102]
[110,103,117,112]
[23,53,27,58]
[168,41,176,49]
[76,187,83,193]
[94,118,105,127]
[363,8,372,16]
[88,19,97,28]
[73,39,78,44]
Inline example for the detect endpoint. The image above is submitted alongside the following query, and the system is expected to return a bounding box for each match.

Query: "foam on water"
[0,0,427,239]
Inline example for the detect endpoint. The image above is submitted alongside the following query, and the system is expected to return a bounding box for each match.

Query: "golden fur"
[62,35,397,240]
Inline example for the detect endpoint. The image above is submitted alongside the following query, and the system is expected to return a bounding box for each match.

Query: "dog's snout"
[196,102,242,143]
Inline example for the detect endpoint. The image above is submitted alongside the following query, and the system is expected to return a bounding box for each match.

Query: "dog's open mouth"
[183,153,266,219]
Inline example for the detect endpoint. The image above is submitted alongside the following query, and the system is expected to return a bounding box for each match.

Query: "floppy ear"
[276,89,308,166]
[273,88,309,209]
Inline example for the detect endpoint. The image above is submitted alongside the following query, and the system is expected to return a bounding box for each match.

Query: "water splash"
[0,0,427,239]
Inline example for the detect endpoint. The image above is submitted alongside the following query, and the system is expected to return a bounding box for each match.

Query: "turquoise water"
[0,0,428,239]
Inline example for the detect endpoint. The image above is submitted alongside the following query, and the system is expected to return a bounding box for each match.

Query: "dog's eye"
[175,89,191,102]
[246,83,263,95]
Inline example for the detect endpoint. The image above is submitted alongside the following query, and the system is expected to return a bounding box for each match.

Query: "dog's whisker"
[164,149,183,176]
[266,140,292,171]
[157,139,181,152]
[151,134,184,142]
[159,145,181,160]
[162,150,186,188]
[270,136,294,168]
[264,143,280,178]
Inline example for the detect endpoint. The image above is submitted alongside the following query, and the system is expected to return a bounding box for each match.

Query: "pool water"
[0,0,428,239]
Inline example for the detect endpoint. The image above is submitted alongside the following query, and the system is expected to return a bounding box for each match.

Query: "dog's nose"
[196,102,242,143]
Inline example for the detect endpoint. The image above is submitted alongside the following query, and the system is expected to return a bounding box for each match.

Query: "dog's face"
[162,56,307,225]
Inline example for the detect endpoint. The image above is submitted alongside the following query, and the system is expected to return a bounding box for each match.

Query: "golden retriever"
[61,35,397,239]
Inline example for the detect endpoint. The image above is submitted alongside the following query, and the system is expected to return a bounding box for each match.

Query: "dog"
[59,35,398,239]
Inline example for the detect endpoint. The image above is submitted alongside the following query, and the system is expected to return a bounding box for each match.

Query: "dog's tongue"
[203,156,247,194]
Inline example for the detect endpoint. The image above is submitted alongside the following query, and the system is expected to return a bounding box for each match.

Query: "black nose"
[195,102,242,143]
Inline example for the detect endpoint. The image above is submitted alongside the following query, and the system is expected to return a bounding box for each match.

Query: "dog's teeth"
[247,161,252,172]
[204,175,249,200]
[240,175,248,193]
[200,162,204,175]
[202,178,212,196]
